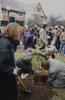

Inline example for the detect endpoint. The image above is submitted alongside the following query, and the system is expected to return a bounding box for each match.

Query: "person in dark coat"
[16,50,35,75]
[47,29,53,45]
[0,23,21,100]
[24,32,40,50]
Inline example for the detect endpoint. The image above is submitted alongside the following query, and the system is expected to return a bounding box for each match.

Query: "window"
[9,17,15,22]
[1,21,8,26]
[2,9,8,14]
[37,8,41,12]
[19,13,24,17]
[16,20,24,26]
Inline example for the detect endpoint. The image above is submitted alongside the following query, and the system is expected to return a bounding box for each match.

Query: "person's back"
[49,59,65,73]
[47,58,65,88]
[0,37,15,73]
[16,51,34,74]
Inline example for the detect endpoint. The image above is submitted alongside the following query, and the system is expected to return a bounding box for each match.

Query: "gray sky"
[16,0,65,19]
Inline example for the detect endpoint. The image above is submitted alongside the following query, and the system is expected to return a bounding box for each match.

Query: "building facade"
[34,3,47,24]
[0,0,26,26]
[25,3,47,24]
[0,0,2,22]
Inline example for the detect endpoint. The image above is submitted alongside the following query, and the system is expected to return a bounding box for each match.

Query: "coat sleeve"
[0,42,15,74]
[8,44,15,74]
[47,73,57,85]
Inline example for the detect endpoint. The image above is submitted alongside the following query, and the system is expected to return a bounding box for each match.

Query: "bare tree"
[27,14,43,27]
[49,15,62,26]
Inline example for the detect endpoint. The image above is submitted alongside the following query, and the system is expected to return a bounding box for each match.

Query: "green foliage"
[31,55,43,70]
[15,51,65,100]
[29,48,48,56]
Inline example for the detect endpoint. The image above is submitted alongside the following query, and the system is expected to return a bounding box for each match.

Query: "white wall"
[0,0,2,21]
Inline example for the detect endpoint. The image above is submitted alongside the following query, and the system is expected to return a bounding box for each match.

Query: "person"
[24,27,30,41]
[47,28,53,45]
[55,25,64,52]
[24,32,40,50]
[20,27,24,44]
[45,44,57,59]
[16,50,35,75]
[41,58,65,88]
[32,25,39,34]
[20,32,24,44]
[39,24,47,49]
[59,31,65,55]
[0,23,21,100]
[16,48,49,76]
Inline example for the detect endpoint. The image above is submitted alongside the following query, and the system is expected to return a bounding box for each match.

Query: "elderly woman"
[0,23,21,100]
[42,58,65,88]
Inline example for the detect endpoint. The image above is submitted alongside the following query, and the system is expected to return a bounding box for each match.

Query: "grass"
[15,51,65,100]
[56,54,65,63]
[52,88,65,100]
[15,51,25,60]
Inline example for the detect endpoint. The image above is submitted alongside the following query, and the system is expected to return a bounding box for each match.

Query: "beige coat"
[39,28,47,45]
[60,32,65,41]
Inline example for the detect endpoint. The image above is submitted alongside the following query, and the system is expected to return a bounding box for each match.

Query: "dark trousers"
[0,74,18,100]
[55,37,60,52]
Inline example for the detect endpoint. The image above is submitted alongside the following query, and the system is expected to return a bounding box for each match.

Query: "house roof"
[24,2,47,18]
[1,0,25,13]
[33,3,47,18]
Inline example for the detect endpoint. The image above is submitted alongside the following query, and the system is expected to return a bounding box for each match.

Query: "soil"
[18,75,56,100]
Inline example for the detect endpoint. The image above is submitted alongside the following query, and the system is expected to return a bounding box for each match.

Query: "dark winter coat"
[24,36,37,50]
[55,36,61,52]
[0,37,15,74]
[16,51,34,74]
[0,37,18,100]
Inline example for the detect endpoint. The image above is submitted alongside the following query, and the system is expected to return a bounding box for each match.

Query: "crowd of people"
[20,24,65,56]
[0,22,65,100]
[19,24,65,88]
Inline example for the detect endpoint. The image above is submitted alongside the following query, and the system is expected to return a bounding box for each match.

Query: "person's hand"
[35,70,41,74]
[13,68,18,75]
[35,67,43,74]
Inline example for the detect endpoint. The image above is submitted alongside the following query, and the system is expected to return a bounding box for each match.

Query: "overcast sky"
[16,0,65,19]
